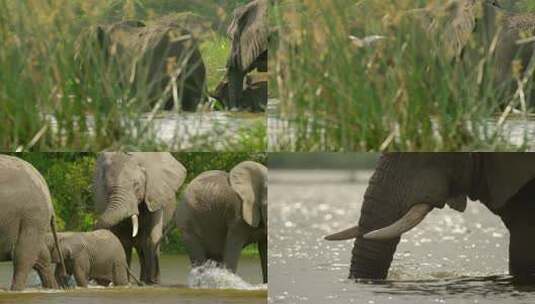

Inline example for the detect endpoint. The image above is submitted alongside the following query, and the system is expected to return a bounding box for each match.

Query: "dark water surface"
[0,255,266,304]
[269,170,535,304]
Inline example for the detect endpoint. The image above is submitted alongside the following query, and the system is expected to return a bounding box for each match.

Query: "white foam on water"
[187,261,265,290]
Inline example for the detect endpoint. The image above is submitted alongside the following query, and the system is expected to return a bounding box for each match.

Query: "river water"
[0,255,266,304]
[46,111,265,151]
[268,170,535,304]
[267,99,535,151]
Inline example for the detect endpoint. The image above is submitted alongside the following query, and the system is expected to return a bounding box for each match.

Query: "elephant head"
[325,153,535,280]
[94,152,187,236]
[230,161,268,228]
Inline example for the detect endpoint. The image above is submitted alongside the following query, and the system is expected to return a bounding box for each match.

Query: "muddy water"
[47,111,265,150]
[0,255,266,304]
[267,99,535,151]
[269,170,535,304]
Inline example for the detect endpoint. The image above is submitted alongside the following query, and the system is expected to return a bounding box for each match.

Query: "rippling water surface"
[47,111,265,150]
[269,170,535,304]
[268,99,535,151]
[0,255,266,304]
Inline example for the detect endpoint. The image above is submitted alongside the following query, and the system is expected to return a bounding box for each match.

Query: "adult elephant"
[0,155,66,290]
[81,19,207,111]
[226,0,268,110]
[176,161,268,283]
[325,153,535,282]
[94,152,186,284]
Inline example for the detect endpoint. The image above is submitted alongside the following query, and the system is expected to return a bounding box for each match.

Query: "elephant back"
[0,155,54,216]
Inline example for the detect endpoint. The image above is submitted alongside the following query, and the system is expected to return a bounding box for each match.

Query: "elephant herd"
[0,153,267,291]
[79,0,268,112]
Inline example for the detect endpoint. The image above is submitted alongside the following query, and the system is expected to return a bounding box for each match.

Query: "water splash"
[187,261,265,290]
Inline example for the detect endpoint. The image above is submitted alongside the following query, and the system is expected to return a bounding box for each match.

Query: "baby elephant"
[49,230,130,287]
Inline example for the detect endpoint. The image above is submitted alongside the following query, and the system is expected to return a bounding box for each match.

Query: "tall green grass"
[271,0,534,151]
[0,0,263,151]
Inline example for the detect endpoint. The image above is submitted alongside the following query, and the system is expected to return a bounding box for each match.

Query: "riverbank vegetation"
[0,0,264,151]
[271,0,535,151]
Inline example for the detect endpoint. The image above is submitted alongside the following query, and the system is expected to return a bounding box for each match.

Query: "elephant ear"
[483,153,535,211]
[227,0,268,70]
[135,153,187,212]
[230,161,267,228]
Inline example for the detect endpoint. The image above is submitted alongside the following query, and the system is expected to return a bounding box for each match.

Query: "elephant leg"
[258,238,268,284]
[11,225,41,290]
[223,226,248,273]
[139,209,163,285]
[33,241,58,289]
[499,179,535,283]
[112,262,129,286]
[72,256,90,288]
[228,67,244,110]
[182,232,207,267]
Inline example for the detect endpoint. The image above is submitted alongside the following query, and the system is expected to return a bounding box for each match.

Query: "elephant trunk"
[95,189,138,235]
[349,158,403,280]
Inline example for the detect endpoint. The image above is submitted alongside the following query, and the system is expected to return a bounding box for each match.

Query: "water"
[0,255,266,304]
[46,111,265,150]
[268,170,535,304]
[267,99,535,151]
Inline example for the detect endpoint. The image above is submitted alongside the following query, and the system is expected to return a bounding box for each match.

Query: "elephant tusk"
[324,225,361,241]
[132,215,139,237]
[363,204,433,240]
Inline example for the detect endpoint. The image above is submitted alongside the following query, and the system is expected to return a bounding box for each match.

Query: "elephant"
[93,152,187,285]
[79,19,207,111]
[0,155,66,290]
[325,153,535,282]
[175,161,268,283]
[436,0,535,107]
[226,0,269,110]
[47,230,135,287]
[211,75,267,112]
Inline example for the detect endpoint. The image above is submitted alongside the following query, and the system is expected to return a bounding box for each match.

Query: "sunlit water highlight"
[269,170,535,304]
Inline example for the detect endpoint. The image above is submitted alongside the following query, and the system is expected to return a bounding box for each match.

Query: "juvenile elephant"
[226,0,268,109]
[176,161,268,283]
[48,230,131,287]
[94,152,187,284]
[0,155,66,290]
[325,153,535,282]
[211,75,267,112]
[80,19,207,111]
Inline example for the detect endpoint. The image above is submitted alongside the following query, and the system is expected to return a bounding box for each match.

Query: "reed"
[271,0,534,151]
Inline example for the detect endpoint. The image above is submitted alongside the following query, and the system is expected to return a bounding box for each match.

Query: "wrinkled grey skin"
[226,0,268,109]
[80,19,207,111]
[326,153,535,282]
[48,230,129,287]
[94,152,186,285]
[176,161,268,283]
[0,155,66,290]
[444,0,535,106]
[211,75,267,112]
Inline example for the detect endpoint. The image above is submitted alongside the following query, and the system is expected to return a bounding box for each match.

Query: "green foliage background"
[14,152,266,255]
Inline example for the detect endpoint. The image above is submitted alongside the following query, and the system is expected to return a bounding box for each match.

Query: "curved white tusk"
[363,204,432,240]
[131,214,139,238]
[324,225,360,241]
